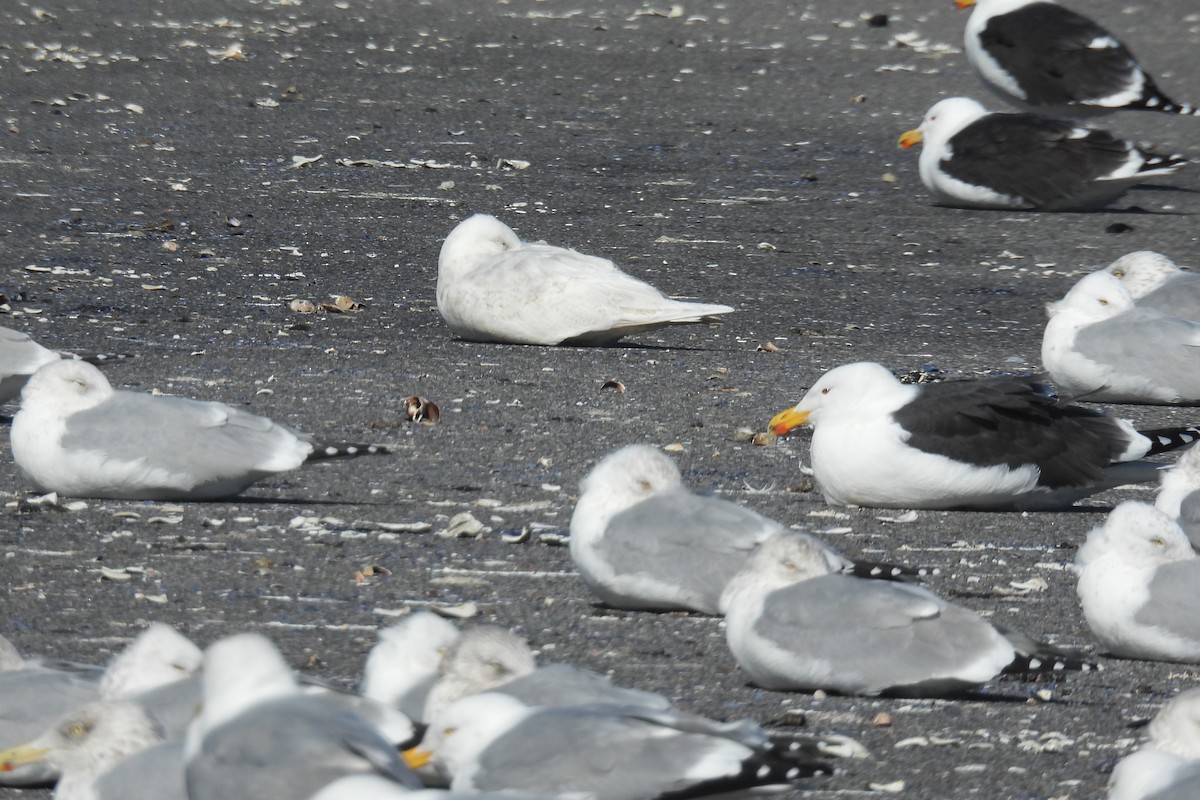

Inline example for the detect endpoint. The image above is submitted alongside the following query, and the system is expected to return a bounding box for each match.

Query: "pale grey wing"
[186,697,421,800]
[131,674,203,739]
[599,489,785,611]
[1176,491,1200,550]
[0,668,100,748]
[61,391,309,481]
[756,577,1008,693]
[0,327,59,402]
[1072,311,1200,396]
[471,709,744,800]
[1146,764,1200,800]
[1133,561,1200,643]
[1139,277,1200,322]
[94,741,187,800]
[495,664,671,711]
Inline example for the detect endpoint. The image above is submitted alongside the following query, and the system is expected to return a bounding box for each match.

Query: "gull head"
[21,359,113,417]
[1105,251,1183,299]
[899,96,987,151]
[198,633,297,733]
[100,623,202,699]
[1078,500,1194,571]
[771,361,903,435]
[438,214,522,280]
[408,691,530,780]
[423,626,536,718]
[721,532,839,612]
[1046,270,1135,322]
[0,701,162,784]
[577,444,683,505]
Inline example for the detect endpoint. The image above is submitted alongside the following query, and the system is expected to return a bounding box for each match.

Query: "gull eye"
[1112,270,1125,278]
[783,560,797,572]
[1099,299,1109,306]
[638,479,653,491]
[442,726,458,736]
[1151,536,1166,547]
[820,387,831,395]
[65,722,91,738]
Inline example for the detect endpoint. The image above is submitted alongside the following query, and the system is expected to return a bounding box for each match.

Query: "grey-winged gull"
[1043,270,1200,404]
[721,531,1090,696]
[1075,501,1200,663]
[570,444,928,613]
[959,0,1199,117]
[1108,688,1200,800]
[184,632,422,800]
[769,361,1200,510]
[10,359,388,501]
[1106,251,1200,322]
[0,325,130,405]
[437,214,733,346]
[897,97,1187,211]
[1155,445,1200,551]
[406,691,834,800]
[360,610,462,722]
[0,700,184,800]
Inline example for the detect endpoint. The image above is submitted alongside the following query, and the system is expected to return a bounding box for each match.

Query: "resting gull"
[406,691,834,800]
[0,325,130,405]
[1155,445,1200,550]
[184,632,422,800]
[721,531,1089,696]
[0,700,184,800]
[1108,688,1200,800]
[959,0,1199,117]
[10,359,388,501]
[570,444,925,613]
[1075,501,1200,663]
[1043,270,1200,404]
[769,361,1199,510]
[1106,251,1200,322]
[360,610,462,722]
[898,97,1187,211]
[437,214,733,346]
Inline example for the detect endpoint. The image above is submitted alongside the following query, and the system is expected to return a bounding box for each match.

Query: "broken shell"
[437,511,485,539]
[431,602,479,620]
[331,294,363,312]
[289,299,316,313]
[756,342,781,353]
[600,380,625,393]
[404,396,440,424]
[751,432,774,446]
[871,712,893,727]
[501,527,532,544]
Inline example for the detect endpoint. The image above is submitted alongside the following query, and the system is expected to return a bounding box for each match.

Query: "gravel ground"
[1,0,1199,798]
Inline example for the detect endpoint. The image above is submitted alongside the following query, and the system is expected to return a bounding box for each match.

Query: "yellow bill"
[769,408,810,436]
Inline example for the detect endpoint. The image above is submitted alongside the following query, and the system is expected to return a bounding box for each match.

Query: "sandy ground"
[1,0,1199,797]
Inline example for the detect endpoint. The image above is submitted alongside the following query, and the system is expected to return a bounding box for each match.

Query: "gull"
[0,700,184,800]
[958,0,1199,117]
[407,691,834,800]
[570,444,924,613]
[1108,688,1200,800]
[768,361,1199,510]
[1075,501,1200,663]
[10,359,388,501]
[1042,270,1200,404]
[184,632,422,800]
[360,610,463,722]
[436,214,733,346]
[0,325,130,405]
[721,531,1089,696]
[1155,445,1200,550]
[1105,251,1200,322]
[898,97,1187,211]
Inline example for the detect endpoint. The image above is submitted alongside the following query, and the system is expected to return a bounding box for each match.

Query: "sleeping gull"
[768,361,1200,510]
[1155,445,1200,550]
[423,626,671,723]
[958,0,1199,117]
[184,632,422,800]
[10,359,388,501]
[360,610,462,722]
[1106,251,1200,322]
[0,700,184,800]
[437,214,734,346]
[0,325,130,405]
[1075,501,1200,663]
[570,445,927,613]
[897,97,1187,211]
[721,531,1090,696]
[1108,688,1200,800]
[407,691,834,799]
[1043,270,1200,404]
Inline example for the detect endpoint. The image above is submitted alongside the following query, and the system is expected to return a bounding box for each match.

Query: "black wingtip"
[77,352,135,365]
[845,560,940,582]
[1139,426,1200,457]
